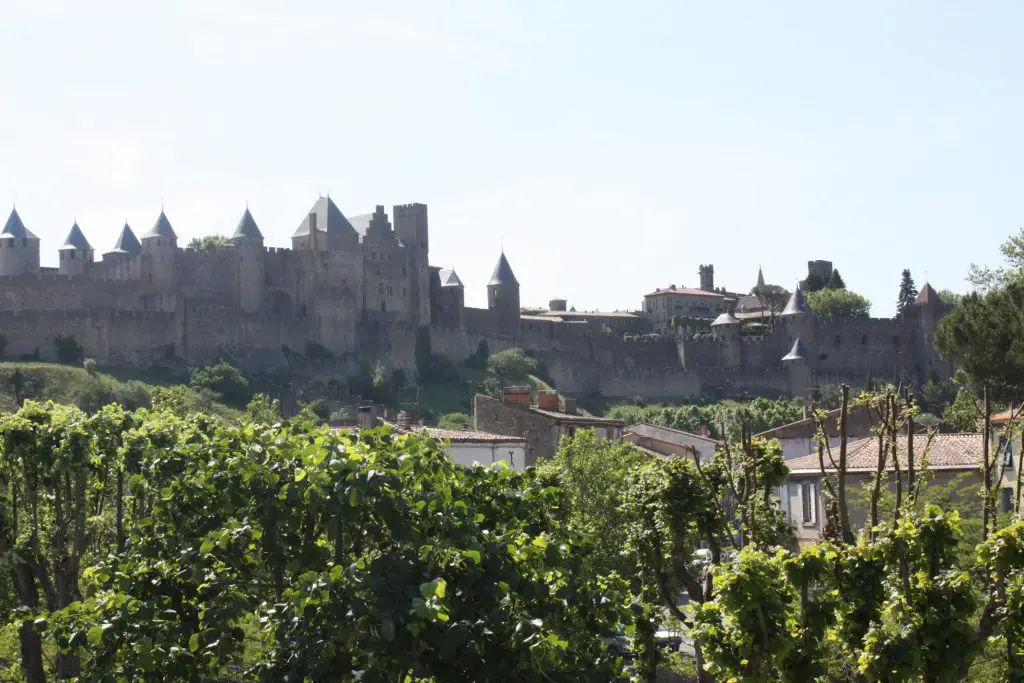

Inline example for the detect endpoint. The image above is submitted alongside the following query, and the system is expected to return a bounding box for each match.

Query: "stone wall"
[473,394,558,466]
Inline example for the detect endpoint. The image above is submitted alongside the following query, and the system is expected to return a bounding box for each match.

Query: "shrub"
[486,348,537,382]
[438,412,473,430]
[245,393,282,424]
[83,358,98,376]
[188,361,250,408]
[53,334,84,364]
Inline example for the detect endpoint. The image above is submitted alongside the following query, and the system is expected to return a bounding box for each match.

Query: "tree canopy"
[805,288,871,320]
[897,268,919,314]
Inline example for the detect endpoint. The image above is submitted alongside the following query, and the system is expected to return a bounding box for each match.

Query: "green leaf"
[188,633,200,652]
[294,468,307,482]
[463,549,482,564]
[88,624,107,645]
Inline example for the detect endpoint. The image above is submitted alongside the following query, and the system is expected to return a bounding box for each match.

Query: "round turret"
[0,207,41,276]
[487,251,521,336]
[58,222,94,275]
[141,210,178,288]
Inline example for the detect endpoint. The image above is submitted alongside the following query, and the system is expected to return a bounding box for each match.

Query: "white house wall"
[446,442,527,471]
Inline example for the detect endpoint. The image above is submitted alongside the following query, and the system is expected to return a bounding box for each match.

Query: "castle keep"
[0,199,953,400]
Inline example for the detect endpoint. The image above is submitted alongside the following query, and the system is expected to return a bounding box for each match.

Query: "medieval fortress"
[0,198,953,400]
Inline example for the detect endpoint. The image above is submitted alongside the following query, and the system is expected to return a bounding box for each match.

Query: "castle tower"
[105,223,141,259]
[711,311,742,368]
[698,264,715,292]
[912,282,950,382]
[394,203,430,324]
[487,251,521,337]
[0,207,40,276]
[58,221,94,275]
[232,208,265,313]
[782,338,812,398]
[436,267,464,327]
[779,285,816,349]
[756,266,765,290]
[141,210,178,289]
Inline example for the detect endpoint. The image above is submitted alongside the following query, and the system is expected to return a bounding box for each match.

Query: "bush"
[53,334,84,364]
[805,288,871,320]
[74,376,151,413]
[486,348,537,381]
[188,361,250,408]
[245,393,282,424]
[438,412,473,430]
[83,358,98,376]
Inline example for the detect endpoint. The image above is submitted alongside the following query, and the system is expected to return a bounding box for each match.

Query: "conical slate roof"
[439,268,463,288]
[108,223,141,255]
[0,207,38,240]
[142,211,176,240]
[488,252,518,287]
[292,196,356,238]
[780,287,809,316]
[711,311,740,327]
[756,266,765,289]
[60,222,92,250]
[233,208,263,240]
[782,338,808,362]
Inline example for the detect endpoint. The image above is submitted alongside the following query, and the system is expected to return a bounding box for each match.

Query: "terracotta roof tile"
[625,423,722,446]
[787,433,984,473]
[644,287,727,299]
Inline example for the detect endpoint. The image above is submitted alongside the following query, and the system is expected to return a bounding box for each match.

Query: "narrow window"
[381,300,387,312]
[801,481,815,524]
[1002,487,1014,513]
[834,334,841,345]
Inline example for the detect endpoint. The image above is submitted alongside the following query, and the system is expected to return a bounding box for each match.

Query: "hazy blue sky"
[2,1,1021,315]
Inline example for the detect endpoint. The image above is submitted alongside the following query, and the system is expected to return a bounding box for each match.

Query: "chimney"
[549,298,567,312]
[357,403,375,429]
[537,390,559,411]
[698,424,709,437]
[503,386,531,406]
[563,397,578,415]
[309,211,318,233]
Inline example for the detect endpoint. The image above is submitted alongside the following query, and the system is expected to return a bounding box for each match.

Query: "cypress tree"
[897,269,919,315]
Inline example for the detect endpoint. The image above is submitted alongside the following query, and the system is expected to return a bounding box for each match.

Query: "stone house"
[473,388,625,466]
[643,285,733,333]
[782,433,1012,546]
[623,423,722,462]
[755,404,877,461]
[342,408,528,471]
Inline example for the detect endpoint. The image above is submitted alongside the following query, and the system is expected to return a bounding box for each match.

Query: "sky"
[1,1,1023,316]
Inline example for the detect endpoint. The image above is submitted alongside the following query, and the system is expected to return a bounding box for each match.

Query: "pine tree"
[897,269,919,314]
[827,269,846,290]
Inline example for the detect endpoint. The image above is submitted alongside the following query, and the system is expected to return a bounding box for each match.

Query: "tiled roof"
[625,423,722,446]
[644,287,727,299]
[60,222,92,250]
[1,207,38,240]
[439,268,463,288]
[756,404,876,441]
[780,287,809,316]
[991,405,1024,424]
[108,223,141,255]
[782,338,808,361]
[528,407,624,426]
[293,196,357,237]
[787,433,985,474]
[535,309,638,319]
[711,312,740,326]
[416,426,526,443]
[915,282,939,305]
[488,252,519,287]
[142,211,176,240]
[232,208,263,240]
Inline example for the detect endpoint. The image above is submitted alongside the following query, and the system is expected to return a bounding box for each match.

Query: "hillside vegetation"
[0,362,241,420]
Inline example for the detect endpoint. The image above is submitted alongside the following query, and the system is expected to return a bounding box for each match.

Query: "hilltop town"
[0,198,953,402]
